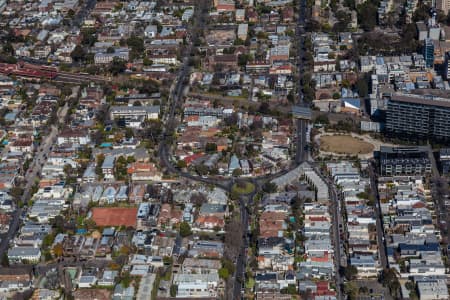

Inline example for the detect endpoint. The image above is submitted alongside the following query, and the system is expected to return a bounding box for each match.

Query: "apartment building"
[385,94,450,141]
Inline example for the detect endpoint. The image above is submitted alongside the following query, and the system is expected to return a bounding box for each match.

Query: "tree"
[234,38,245,45]
[314,114,329,125]
[224,218,243,259]
[170,285,177,297]
[81,29,97,46]
[262,182,278,193]
[2,43,14,55]
[64,164,74,177]
[96,154,105,178]
[356,77,369,98]
[42,233,55,249]
[357,1,378,31]
[67,9,75,18]
[412,3,431,22]
[121,272,131,288]
[9,187,24,201]
[344,265,358,280]
[359,286,369,294]
[176,160,187,169]
[281,284,297,294]
[126,36,144,60]
[195,165,208,176]
[109,57,126,75]
[179,222,192,237]
[381,268,400,295]
[218,267,229,279]
[238,54,252,67]
[125,128,134,139]
[1,253,9,267]
[344,282,358,300]
[232,168,243,177]
[71,45,86,62]
[190,192,207,207]
[143,57,153,66]
[106,47,115,53]
[115,156,128,180]
[356,191,369,199]
[258,102,270,114]
[221,258,236,277]
[344,0,356,9]
[205,142,217,153]
[52,243,64,257]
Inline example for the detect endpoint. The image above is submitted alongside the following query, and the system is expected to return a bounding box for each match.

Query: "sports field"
[319,135,374,155]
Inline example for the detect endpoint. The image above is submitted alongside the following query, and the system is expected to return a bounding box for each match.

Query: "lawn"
[320,135,374,155]
[231,182,255,195]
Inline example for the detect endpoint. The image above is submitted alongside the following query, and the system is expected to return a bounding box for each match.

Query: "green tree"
[412,2,431,22]
[115,156,128,180]
[109,57,126,75]
[205,143,217,153]
[195,164,208,176]
[218,267,229,279]
[170,285,177,297]
[356,191,369,199]
[81,29,97,46]
[221,258,235,275]
[381,268,400,296]
[42,233,55,249]
[232,168,243,177]
[176,160,187,169]
[344,282,358,300]
[344,265,358,280]
[356,77,369,97]
[238,54,252,67]
[281,284,297,294]
[121,272,131,288]
[314,114,329,125]
[125,128,134,139]
[67,9,75,18]
[262,182,278,193]
[96,154,105,178]
[71,45,86,62]
[357,1,378,31]
[179,222,192,237]
[1,253,9,267]
[127,36,144,60]
[2,43,14,55]
[234,38,245,45]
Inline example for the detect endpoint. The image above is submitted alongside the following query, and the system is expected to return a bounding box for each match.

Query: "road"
[0,103,69,260]
[313,163,343,300]
[296,118,307,163]
[329,184,344,299]
[154,1,343,299]
[368,163,388,270]
[232,195,251,300]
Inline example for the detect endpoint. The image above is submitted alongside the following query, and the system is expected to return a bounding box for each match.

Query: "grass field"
[320,135,374,155]
[231,182,255,195]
